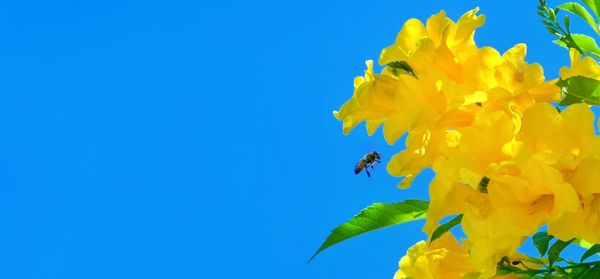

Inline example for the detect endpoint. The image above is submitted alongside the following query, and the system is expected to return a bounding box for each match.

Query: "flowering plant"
[312,1,600,278]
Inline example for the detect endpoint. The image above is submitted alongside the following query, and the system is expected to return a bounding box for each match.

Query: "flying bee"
[354,151,382,178]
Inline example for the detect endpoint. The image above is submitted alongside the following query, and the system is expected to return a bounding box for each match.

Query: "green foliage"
[534,231,555,257]
[539,0,600,59]
[577,263,600,278]
[496,234,600,278]
[583,0,600,22]
[317,2,600,276]
[429,214,463,244]
[554,33,600,59]
[581,244,600,262]
[549,238,575,266]
[309,200,428,262]
[557,75,600,105]
[556,2,600,35]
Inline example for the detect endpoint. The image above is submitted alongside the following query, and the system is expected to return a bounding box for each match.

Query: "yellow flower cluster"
[334,8,558,189]
[394,234,528,279]
[334,8,600,279]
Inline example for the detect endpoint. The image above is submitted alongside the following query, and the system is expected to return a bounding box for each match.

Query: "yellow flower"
[332,60,397,136]
[335,8,557,189]
[549,193,600,244]
[378,8,484,61]
[423,103,598,275]
[540,105,600,242]
[424,110,516,234]
[333,7,600,278]
[559,48,600,80]
[336,9,488,144]
[493,44,559,102]
[394,234,477,279]
[518,103,596,155]
[333,59,445,145]
[386,129,451,188]
[394,234,531,279]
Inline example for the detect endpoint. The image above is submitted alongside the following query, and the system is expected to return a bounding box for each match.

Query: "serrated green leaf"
[558,2,600,35]
[556,75,600,106]
[583,0,600,21]
[429,214,463,244]
[308,200,429,262]
[533,231,554,256]
[548,238,575,266]
[581,244,600,262]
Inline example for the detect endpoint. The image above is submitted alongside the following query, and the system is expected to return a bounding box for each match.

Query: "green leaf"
[553,266,569,276]
[550,7,558,20]
[523,255,545,265]
[543,19,556,27]
[577,263,600,279]
[548,28,562,37]
[429,214,463,244]
[572,34,600,58]
[583,0,600,21]
[556,75,600,106]
[557,2,600,35]
[554,33,600,58]
[569,265,590,278]
[581,244,600,262]
[308,200,428,262]
[548,238,575,266]
[533,231,554,256]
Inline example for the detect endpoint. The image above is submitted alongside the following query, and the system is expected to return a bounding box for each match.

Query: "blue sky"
[0,0,589,278]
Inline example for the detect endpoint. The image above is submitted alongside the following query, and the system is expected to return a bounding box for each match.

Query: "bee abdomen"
[354,161,365,174]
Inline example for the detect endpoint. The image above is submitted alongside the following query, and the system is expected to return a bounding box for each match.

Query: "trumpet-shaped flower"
[394,234,529,279]
[394,234,477,279]
[559,48,600,80]
[334,6,600,279]
[426,103,597,276]
[335,8,558,189]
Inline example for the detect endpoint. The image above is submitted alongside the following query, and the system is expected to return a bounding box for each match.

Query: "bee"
[354,151,382,178]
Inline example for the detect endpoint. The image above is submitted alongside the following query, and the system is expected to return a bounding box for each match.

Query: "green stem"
[561,260,600,269]
[498,260,600,277]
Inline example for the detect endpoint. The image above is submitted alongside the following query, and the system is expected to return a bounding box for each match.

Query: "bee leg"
[366,169,371,178]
